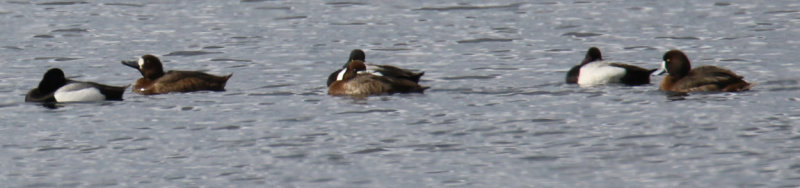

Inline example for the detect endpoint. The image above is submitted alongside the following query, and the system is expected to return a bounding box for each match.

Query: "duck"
[326,49,424,87]
[566,47,657,86]
[328,59,428,96]
[655,50,753,92]
[121,54,232,95]
[25,68,128,102]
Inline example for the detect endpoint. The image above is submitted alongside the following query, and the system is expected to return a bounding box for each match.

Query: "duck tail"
[741,82,755,91]
[725,81,755,92]
[216,73,233,91]
[418,86,430,93]
[411,72,425,83]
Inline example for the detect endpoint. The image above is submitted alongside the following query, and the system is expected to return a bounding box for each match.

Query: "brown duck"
[327,49,424,87]
[328,60,427,96]
[655,50,753,92]
[122,55,232,95]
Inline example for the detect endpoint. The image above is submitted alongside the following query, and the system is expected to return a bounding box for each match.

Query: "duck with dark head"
[566,47,657,86]
[327,49,424,87]
[122,55,233,95]
[26,68,128,103]
[328,59,427,97]
[654,50,753,93]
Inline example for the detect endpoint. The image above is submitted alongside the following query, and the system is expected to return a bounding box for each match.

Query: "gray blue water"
[1,0,800,187]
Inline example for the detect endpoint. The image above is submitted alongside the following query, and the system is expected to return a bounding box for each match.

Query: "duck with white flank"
[26,68,128,102]
[566,47,657,86]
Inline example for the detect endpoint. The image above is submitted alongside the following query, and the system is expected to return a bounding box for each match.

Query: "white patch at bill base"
[138,57,145,68]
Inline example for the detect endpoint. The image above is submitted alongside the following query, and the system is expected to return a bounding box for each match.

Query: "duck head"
[38,68,68,93]
[654,50,691,77]
[122,54,165,80]
[340,49,366,68]
[580,47,603,65]
[349,49,366,62]
[341,60,368,80]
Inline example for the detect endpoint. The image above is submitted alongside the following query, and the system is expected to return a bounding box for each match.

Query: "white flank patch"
[577,61,626,86]
[54,83,105,102]
[336,69,347,81]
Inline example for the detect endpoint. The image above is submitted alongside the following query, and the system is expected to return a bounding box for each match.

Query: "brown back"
[665,66,751,92]
[135,71,232,94]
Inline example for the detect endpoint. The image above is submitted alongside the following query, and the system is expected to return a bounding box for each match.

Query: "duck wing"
[609,63,657,85]
[342,74,426,96]
[372,64,425,83]
[84,81,129,100]
[155,71,232,92]
[677,66,749,92]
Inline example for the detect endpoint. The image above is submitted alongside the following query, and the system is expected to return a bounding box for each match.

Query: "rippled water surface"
[2,0,800,187]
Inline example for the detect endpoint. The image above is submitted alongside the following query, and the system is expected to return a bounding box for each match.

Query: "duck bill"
[121,60,140,69]
[652,61,667,76]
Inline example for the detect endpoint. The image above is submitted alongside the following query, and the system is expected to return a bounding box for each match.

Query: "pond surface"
[1,0,800,187]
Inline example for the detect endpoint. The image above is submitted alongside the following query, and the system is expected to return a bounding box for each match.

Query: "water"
[1,0,800,187]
